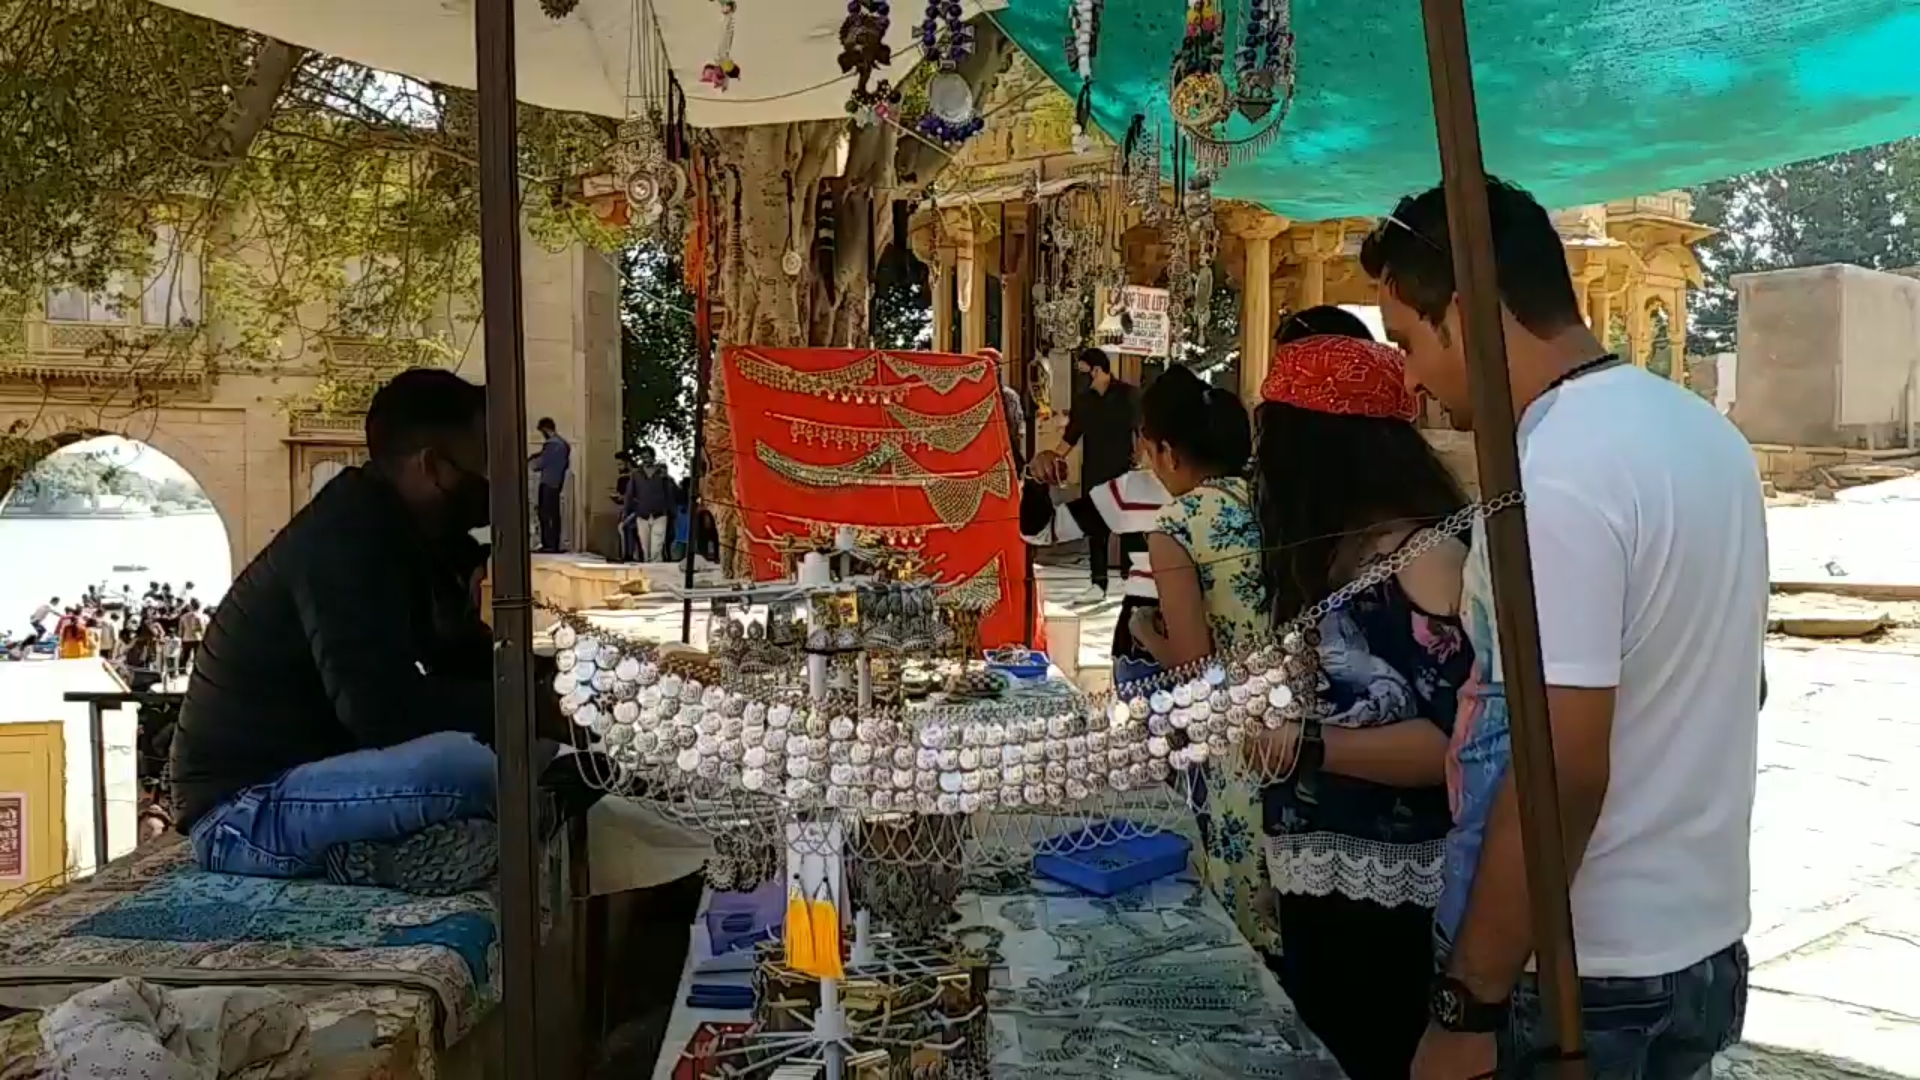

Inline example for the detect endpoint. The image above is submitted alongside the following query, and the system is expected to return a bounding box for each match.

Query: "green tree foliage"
[0,0,619,386]
[619,243,697,461]
[871,245,933,351]
[9,451,209,509]
[1689,140,1920,354]
[1185,268,1241,387]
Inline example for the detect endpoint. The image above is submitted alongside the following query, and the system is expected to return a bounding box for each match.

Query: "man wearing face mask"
[171,368,528,879]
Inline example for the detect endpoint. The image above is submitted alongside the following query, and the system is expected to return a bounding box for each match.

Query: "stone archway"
[0,406,245,576]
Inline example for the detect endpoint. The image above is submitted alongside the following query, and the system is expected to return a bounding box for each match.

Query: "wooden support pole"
[1418,0,1586,1074]
[472,0,541,1074]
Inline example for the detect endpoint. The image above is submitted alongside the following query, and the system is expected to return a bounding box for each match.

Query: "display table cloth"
[652,872,1344,1079]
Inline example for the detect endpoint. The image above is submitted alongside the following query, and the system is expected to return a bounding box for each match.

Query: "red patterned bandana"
[1260,334,1420,421]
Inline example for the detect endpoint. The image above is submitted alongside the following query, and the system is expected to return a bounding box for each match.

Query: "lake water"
[0,513,232,635]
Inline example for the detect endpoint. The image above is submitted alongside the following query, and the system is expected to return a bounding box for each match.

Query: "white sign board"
[1115,286,1171,358]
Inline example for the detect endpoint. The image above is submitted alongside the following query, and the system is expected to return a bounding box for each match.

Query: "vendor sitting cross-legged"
[171,368,563,888]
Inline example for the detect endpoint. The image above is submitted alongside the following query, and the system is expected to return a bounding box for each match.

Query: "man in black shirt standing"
[1035,347,1138,605]
[172,369,532,882]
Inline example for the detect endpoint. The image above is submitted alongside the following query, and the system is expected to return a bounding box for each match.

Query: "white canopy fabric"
[149,0,1002,126]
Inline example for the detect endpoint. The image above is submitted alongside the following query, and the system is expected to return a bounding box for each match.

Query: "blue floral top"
[1262,558,1472,911]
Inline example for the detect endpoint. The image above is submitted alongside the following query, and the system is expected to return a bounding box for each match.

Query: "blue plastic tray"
[983,649,1051,680]
[1031,823,1192,896]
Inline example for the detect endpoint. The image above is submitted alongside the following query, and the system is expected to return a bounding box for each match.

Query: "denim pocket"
[189,792,313,878]
[199,824,311,878]
[1580,974,1678,1033]
[1505,972,1677,1080]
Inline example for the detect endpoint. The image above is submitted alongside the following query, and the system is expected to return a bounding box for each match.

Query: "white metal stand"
[798,553,848,1080]
[706,554,955,1080]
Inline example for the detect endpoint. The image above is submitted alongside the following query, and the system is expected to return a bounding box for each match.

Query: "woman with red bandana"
[1248,307,1477,1080]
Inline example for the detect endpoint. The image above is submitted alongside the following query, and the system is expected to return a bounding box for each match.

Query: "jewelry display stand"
[550,460,1499,1076]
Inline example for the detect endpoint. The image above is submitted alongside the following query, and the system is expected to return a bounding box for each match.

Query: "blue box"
[704,879,782,955]
[983,649,1051,680]
[1032,823,1192,896]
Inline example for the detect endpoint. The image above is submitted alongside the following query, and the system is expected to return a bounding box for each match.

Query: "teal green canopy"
[994,0,1920,219]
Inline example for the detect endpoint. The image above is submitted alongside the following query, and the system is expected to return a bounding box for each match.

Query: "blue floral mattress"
[0,837,498,1045]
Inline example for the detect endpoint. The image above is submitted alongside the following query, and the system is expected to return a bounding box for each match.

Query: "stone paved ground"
[589,488,1920,1078]
[1727,640,1920,1079]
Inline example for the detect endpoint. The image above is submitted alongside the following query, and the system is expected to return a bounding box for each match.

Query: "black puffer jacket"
[170,467,494,830]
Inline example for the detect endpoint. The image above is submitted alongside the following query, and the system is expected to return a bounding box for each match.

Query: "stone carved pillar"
[1300,255,1327,309]
[1669,287,1689,384]
[1232,214,1288,404]
[960,239,990,355]
[1221,203,1282,401]
[1629,295,1653,368]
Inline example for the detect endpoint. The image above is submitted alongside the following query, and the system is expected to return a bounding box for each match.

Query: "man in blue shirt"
[529,417,570,553]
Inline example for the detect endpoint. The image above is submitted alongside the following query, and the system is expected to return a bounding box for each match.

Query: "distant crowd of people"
[6,582,209,690]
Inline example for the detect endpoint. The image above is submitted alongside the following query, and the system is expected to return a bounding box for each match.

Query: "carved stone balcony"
[2,319,210,394]
[320,334,439,371]
[1604,192,1697,222]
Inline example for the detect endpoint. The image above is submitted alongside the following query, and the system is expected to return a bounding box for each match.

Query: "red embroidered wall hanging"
[719,347,1028,647]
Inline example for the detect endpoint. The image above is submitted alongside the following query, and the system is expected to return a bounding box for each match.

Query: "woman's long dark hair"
[1256,308,1466,623]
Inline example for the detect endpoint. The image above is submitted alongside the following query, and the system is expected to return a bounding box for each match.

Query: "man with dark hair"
[1033,346,1137,605]
[1362,181,1765,1080]
[625,445,676,562]
[529,416,570,553]
[171,368,539,886]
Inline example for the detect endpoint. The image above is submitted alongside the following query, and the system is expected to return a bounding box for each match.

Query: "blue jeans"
[188,732,497,878]
[1113,655,1161,688]
[1503,941,1748,1080]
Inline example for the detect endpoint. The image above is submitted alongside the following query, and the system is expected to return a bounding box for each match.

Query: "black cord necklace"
[1542,352,1623,395]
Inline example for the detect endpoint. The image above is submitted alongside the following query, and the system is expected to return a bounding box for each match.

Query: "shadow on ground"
[1725,1042,1918,1080]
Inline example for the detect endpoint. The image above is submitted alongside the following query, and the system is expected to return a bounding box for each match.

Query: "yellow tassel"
[784,895,845,980]
[808,896,844,979]
[785,895,816,973]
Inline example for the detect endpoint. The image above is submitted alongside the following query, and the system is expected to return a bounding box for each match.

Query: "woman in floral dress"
[1122,364,1275,955]
[1249,308,1475,1080]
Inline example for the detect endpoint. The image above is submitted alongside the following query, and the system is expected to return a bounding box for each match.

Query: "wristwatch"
[1293,718,1325,805]
[1295,718,1325,774]
[1430,975,1508,1033]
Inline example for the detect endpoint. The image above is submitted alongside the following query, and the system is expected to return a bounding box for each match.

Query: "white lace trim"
[1264,831,1446,909]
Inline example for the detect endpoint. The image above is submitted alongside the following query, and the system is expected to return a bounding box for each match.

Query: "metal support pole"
[87,701,110,873]
[1418,0,1585,1072]
[1020,203,1040,649]
[473,0,542,1074]
[684,152,715,643]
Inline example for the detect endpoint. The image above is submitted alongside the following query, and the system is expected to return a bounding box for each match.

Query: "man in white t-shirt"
[1363,178,1767,1080]
[29,597,56,639]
